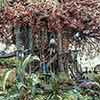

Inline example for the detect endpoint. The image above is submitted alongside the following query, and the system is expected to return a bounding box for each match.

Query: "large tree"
[0,0,100,71]
[0,0,100,42]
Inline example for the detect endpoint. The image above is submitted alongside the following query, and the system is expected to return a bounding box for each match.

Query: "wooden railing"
[0,51,16,58]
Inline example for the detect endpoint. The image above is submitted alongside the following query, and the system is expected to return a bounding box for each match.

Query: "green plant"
[0,67,17,100]
[94,73,100,84]
[0,58,16,68]
[17,54,32,82]
[16,54,42,99]
[3,69,13,91]
[0,0,5,8]
[46,74,63,100]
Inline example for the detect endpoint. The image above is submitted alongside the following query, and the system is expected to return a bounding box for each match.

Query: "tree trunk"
[57,32,64,72]
[26,25,33,55]
[16,26,21,50]
[15,25,24,83]
[15,25,24,60]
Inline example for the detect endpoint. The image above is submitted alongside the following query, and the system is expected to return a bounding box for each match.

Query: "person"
[42,60,49,74]
[49,35,57,56]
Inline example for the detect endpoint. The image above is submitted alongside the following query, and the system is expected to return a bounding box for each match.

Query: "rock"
[79,81,100,90]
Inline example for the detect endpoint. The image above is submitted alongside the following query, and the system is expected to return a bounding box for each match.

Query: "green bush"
[0,0,6,8]
[94,73,100,84]
[0,58,16,68]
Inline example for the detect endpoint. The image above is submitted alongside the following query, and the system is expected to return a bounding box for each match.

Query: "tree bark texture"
[57,32,64,72]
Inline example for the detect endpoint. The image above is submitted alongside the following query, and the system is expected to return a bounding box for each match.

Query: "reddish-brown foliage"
[0,0,100,42]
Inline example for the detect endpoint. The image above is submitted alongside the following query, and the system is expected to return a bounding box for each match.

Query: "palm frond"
[2,69,13,91]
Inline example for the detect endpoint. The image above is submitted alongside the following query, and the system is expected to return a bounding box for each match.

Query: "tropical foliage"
[0,0,100,100]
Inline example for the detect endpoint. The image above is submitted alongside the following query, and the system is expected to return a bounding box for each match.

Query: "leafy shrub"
[0,58,16,68]
[94,73,100,84]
